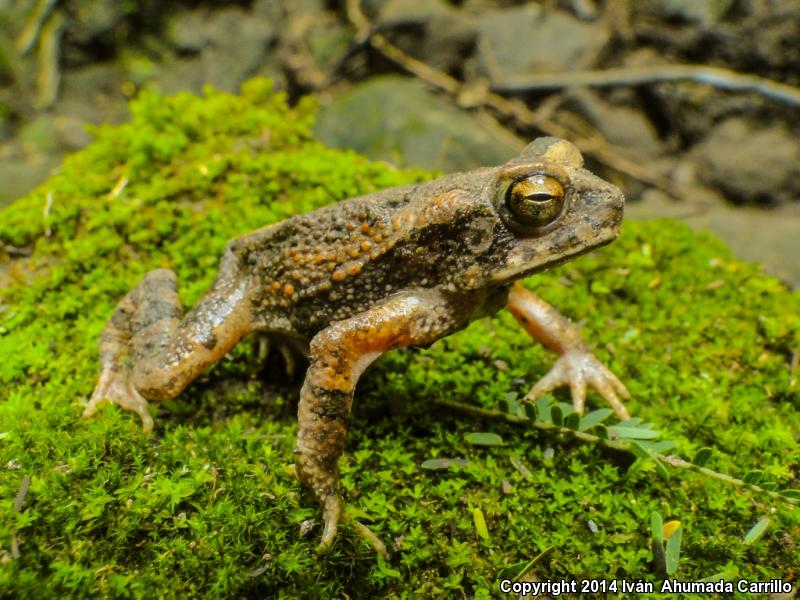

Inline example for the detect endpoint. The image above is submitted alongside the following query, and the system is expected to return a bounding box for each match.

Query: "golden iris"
[505,175,565,228]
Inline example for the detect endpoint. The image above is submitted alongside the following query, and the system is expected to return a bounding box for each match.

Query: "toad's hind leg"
[84,250,253,431]
[295,290,468,551]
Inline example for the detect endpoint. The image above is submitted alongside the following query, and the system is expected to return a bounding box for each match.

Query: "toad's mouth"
[488,222,621,285]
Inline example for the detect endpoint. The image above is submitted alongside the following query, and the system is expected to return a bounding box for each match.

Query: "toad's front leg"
[506,281,631,419]
[295,290,465,550]
[83,248,254,430]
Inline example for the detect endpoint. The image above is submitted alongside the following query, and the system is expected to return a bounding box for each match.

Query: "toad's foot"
[316,498,388,557]
[83,368,154,432]
[525,349,631,420]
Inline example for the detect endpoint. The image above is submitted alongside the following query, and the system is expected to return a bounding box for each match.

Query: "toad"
[84,137,630,551]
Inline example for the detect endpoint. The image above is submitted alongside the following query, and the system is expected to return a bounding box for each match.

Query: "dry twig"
[35,9,64,109]
[493,65,800,108]
[15,0,57,55]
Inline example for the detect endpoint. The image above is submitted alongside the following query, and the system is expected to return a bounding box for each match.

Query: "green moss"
[1,80,798,598]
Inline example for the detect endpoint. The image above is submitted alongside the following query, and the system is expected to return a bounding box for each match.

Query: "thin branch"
[432,398,800,507]
[15,0,57,55]
[35,9,64,109]
[492,65,800,108]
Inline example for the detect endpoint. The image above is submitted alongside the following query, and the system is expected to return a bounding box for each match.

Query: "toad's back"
[229,183,427,338]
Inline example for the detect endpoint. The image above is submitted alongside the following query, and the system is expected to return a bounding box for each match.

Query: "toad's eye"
[505,175,565,228]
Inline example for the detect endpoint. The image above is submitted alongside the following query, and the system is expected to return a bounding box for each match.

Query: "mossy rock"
[1,80,798,597]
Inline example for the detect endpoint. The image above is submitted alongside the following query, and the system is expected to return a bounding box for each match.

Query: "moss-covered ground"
[1,81,798,598]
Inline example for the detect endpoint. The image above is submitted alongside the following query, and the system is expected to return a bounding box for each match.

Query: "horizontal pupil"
[523,193,555,202]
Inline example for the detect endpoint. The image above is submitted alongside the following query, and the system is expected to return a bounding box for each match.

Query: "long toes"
[84,388,112,418]
[525,354,631,420]
[132,403,154,433]
[569,379,586,414]
[608,370,631,399]
[114,385,154,432]
[318,495,342,551]
[524,366,566,400]
[350,519,389,558]
[84,371,116,418]
[82,399,104,419]
[592,378,629,420]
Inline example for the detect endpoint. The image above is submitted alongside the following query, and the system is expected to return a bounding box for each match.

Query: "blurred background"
[1,0,798,285]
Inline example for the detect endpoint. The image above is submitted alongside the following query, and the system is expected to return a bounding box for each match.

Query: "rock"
[167,9,213,52]
[19,115,61,155]
[152,57,208,96]
[378,0,477,73]
[283,0,326,14]
[61,0,132,68]
[0,157,61,207]
[161,6,276,94]
[64,0,123,46]
[53,115,93,150]
[633,1,799,83]
[644,0,734,26]
[56,63,130,128]
[307,24,351,73]
[252,0,285,22]
[379,0,441,22]
[361,0,389,17]
[475,6,605,83]
[314,76,522,173]
[559,89,663,158]
[284,11,353,88]
[695,118,800,205]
